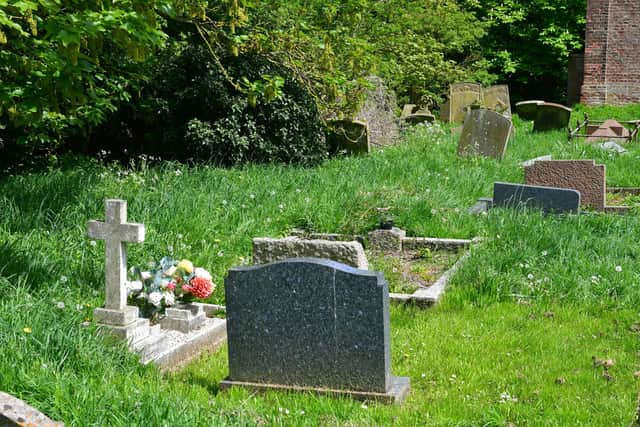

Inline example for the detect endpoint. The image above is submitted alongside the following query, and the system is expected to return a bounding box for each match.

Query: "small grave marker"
[221,258,410,403]
[457,109,513,160]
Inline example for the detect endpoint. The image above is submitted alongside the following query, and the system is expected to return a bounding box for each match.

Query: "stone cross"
[88,200,145,311]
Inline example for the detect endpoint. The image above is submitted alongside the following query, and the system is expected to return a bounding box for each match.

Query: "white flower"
[360,403,368,409]
[278,204,285,210]
[299,410,305,415]
[148,292,163,307]
[266,218,272,223]
[60,275,68,283]
[174,169,182,176]
[217,251,224,257]
[127,280,143,293]
[541,250,548,256]
[304,197,310,203]
[194,268,212,281]
[89,240,97,247]
[269,190,276,196]
[56,301,65,309]
[222,200,228,205]
[141,271,152,280]
[250,194,256,199]
[76,304,83,311]
[615,265,622,272]
[431,209,437,215]
[527,273,534,280]
[591,275,600,283]
[295,188,302,193]
[163,292,175,306]
[177,234,183,239]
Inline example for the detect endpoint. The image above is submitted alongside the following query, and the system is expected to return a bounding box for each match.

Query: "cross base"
[96,318,152,344]
[94,305,139,326]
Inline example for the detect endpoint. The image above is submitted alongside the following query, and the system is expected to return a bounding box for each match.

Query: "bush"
[93,43,327,166]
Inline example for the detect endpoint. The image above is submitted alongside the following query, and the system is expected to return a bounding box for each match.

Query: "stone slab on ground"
[253,237,368,269]
[493,182,581,214]
[457,109,512,160]
[224,258,409,403]
[0,392,64,427]
[524,160,606,210]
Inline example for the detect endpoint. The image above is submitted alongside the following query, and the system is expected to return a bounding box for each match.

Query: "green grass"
[1,104,640,425]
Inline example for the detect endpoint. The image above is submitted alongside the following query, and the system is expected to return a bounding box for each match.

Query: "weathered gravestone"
[525,160,606,210]
[354,76,400,147]
[326,120,370,155]
[533,102,572,132]
[0,392,64,427]
[493,182,581,214]
[448,82,482,123]
[515,100,544,121]
[401,104,418,118]
[221,258,410,403]
[253,237,368,269]
[482,84,512,119]
[457,109,513,160]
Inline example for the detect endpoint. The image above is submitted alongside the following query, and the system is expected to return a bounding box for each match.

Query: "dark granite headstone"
[533,102,572,132]
[457,109,512,160]
[493,182,580,214]
[515,100,544,121]
[221,258,410,403]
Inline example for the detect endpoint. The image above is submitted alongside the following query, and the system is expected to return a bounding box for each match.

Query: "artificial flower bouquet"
[128,257,214,322]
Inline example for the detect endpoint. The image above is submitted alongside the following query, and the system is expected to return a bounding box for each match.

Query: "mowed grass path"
[1,104,639,425]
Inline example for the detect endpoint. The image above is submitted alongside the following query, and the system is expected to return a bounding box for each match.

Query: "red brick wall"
[581,0,640,105]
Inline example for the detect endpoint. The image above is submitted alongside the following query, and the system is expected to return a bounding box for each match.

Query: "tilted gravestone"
[326,120,370,155]
[482,84,512,119]
[221,258,410,403]
[525,160,606,210]
[252,237,368,269]
[448,82,482,123]
[457,109,513,160]
[533,102,572,132]
[515,100,544,121]
[493,182,581,214]
[354,76,400,147]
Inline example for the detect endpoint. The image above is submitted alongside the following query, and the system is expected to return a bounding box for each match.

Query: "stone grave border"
[290,228,478,307]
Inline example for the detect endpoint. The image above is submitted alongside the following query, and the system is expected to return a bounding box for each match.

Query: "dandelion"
[615,265,622,272]
[60,275,68,283]
[56,301,65,309]
[527,273,534,280]
[23,327,32,334]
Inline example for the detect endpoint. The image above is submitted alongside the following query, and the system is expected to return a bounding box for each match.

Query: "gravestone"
[401,104,418,118]
[326,120,370,154]
[88,199,148,340]
[221,258,410,403]
[404,113,436,126]
[482,84,512,118]
[515,100,544,121]
[457,109,513,160]
[253,237,368,269]
[533,103,572,132]
[354,76,400,147]
[525,160,606,210]
[493,182,581,214]
[0,392,64,426]
[586,119,630,141]
[448,82,482,123]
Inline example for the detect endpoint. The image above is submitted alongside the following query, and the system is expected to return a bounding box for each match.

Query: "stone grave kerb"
[88,199,145,326]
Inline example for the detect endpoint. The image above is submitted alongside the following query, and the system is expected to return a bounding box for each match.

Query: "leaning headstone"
[482,85,512,118]
[221,258,410,403]
[354,76,400,147]
[448,82,482,123]
[326,120,370,155]
[533,102,572,132]
[0,392,64,426]
[493,182,580,214]
[457,109,513,160]
[515,100,544,121]
[252,237,368,269]
[88,199,149,342]
[525,160,606,210]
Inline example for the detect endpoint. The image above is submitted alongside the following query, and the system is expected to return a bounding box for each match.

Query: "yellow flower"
[176,259,194,275]
[23,327,32,334]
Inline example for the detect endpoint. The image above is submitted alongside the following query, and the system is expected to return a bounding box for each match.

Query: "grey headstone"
[223,259,409,401]
[482,85,512,118]
[0,392,63,426]
[326,120,370,154]
[253,237,368,269]
[493,182,580,214]
[354,76,400,147]
[448,82,482,123]
[533,103,572,132]
[457,109,513,160]
[515,100,544,121]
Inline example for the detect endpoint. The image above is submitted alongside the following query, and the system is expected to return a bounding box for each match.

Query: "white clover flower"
[591,275,599,283]
[360,403,368,409]
[527,273,534,280]
[148,292,163,307]
[163,292,175,306]
[615,265,622,272]
[194,268,212,281]
[56,301,65,309]
[299,410,305,415]
[60,275,68,283]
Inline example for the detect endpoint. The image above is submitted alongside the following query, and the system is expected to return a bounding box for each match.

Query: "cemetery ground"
[1,104,640,425]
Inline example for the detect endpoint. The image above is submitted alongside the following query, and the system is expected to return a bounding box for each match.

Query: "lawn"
[1,104,639,425]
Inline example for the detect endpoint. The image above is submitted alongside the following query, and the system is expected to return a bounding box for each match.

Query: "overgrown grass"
[1,105,639,425]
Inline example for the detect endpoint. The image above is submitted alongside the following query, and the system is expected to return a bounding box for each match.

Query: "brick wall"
[581,0,640,105]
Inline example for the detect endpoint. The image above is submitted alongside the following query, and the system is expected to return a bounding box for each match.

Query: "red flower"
[167,282,176,291]
[183,276,213,299]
